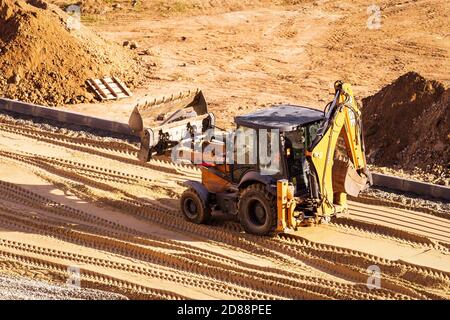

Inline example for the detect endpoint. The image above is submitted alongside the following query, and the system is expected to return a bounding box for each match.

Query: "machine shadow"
[0,181,243,247]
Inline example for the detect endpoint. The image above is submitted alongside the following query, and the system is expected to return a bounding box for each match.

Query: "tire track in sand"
[0,122,449,299]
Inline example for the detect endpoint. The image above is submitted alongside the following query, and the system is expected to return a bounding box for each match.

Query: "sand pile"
[0,0,143,106]
[362,72,449,178]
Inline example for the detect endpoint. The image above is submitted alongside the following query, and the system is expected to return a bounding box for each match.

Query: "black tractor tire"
[238,184,277,236]
[180,187,211,224]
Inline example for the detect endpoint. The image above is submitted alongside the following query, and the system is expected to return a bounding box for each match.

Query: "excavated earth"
[0,0,449,299]
[362,72,449,184]
[0,0,144,106]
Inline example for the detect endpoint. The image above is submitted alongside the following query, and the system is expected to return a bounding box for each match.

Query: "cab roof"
[234,105,324,131]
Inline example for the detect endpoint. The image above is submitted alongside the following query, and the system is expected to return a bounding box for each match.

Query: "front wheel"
[180,188,211,224]
[238,184,277,236]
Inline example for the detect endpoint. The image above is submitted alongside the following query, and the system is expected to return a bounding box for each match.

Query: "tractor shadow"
[0,181,242,247]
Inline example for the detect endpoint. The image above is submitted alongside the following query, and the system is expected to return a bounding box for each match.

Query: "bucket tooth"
[129,105,144,134]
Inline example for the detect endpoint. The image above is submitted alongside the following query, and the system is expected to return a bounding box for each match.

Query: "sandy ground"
[0,114,448,299]
[57,0,450,130]
[0,1,449,299]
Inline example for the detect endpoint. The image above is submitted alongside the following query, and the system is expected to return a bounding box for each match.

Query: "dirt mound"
[362,72,449,177]
[0,0,144,106]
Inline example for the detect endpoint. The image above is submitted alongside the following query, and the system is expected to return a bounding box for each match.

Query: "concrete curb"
[0,98,135,136]
[372,173,450,201]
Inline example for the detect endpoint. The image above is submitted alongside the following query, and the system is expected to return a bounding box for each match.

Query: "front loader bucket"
[128,89,208,136]
[333,157,370,197]
[128,89,214,162]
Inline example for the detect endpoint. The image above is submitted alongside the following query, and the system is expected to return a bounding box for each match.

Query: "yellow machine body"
[135,82,371,235]
[275,82,370,230]
[307,82,369,217]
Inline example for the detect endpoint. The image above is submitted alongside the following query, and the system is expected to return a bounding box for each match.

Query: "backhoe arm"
[307,81,371,217]
[338,83,367,171]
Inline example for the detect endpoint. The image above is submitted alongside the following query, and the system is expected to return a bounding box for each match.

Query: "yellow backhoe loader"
[129,81,372,235]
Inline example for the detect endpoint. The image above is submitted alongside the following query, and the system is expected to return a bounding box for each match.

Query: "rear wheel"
[180,188,211,224]
[238,184,277,236]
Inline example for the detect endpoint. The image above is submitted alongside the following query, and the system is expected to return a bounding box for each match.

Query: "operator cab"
[234,105,324,197]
